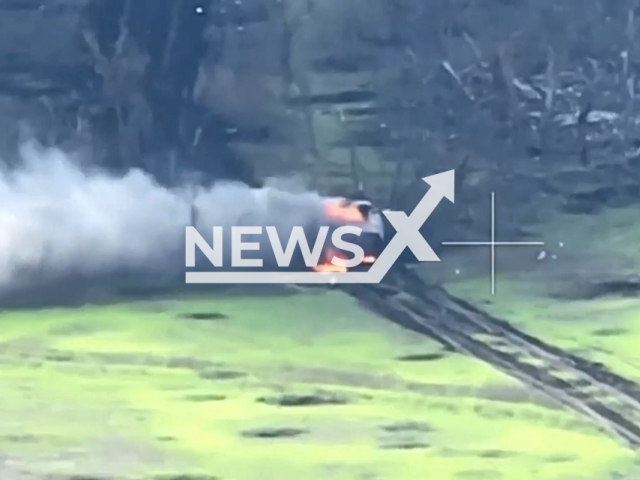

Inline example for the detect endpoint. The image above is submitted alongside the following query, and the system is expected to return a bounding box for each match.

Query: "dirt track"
[343,267,640,448]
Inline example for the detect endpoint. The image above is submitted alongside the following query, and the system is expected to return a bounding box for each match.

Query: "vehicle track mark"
[342,268,640,448]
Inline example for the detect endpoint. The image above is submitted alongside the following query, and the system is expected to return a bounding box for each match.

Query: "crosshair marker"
[441,192,545,295]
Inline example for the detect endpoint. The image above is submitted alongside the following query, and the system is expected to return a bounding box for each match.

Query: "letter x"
[383,210,439,261]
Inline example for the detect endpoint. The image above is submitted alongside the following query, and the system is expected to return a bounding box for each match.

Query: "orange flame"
[310,247,376,272]
[322,199,366,223]
[311,247,349,273]
[312,262,348,273]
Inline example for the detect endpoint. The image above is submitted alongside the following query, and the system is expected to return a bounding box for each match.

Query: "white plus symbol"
[440,192,545,295]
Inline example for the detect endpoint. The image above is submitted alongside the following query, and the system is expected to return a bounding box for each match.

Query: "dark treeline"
[4,0,640,214]
[64,0,261,188]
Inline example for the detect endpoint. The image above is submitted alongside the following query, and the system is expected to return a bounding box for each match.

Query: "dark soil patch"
[543,454,578,463]
[380,421,433,433]
[396,352,446,362]
[479,450,518,458]
[44,351,75,362]
[441,448,519,458]
[179,312,228,321]
[241,427,308,438]
[257,391,349,407]
[591,327,628,337]
[153,476,220,480]
[1,434,40,443]
[379,441,430,450]
[184,394,227,402]
[199,370,247,381]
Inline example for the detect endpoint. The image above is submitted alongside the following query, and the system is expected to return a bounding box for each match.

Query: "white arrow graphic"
[186,170,455,284]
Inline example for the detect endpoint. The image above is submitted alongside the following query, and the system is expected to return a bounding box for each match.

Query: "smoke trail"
[0,141,324,291]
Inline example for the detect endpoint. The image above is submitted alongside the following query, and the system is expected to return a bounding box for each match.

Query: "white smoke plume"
[0,141,325,292]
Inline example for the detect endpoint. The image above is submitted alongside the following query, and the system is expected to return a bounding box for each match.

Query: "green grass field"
[0,288,636,480]
[446,205,640,383]
[1,206,640,479]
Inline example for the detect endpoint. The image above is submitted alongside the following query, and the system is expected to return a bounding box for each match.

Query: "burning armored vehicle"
[313,197,386,273]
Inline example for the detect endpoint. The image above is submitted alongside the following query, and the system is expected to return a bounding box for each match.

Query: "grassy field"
[1,206,640,479]
[0,286,636,480]
[444,204,640,383]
